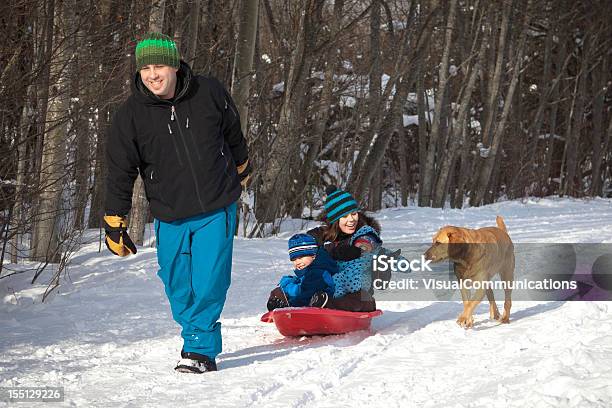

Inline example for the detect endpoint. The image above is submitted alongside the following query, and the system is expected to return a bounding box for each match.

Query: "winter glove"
[103,215,137,257]
[331,242,362,261]
[279,275,301,298]
[237,159,252,188]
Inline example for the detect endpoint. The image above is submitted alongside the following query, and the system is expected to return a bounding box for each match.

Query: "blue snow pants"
[154,202,237,359]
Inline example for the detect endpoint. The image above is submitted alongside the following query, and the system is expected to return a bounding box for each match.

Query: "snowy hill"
[1,197,612,407]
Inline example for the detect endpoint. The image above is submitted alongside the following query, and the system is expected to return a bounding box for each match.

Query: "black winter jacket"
[104,61,248,222]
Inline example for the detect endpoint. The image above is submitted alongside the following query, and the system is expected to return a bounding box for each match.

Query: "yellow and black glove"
[237,159,252,188]
[103,215,137,257]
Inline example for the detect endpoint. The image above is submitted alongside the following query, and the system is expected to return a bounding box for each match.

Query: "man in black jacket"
[103,32,250,374]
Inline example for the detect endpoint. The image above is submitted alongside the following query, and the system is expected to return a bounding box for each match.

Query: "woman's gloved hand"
[331,242,361,261]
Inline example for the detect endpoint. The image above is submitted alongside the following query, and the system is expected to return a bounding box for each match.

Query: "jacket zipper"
[222,98,239,188]
[186,117,202,161]
[167,123,184,167]
[171,105,206,212]
[219,135,233,189]
[224,97,238,122]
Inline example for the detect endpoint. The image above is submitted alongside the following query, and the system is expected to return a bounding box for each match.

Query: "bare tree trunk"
[10,87,35,263]
[32,0,70,262]
[287,2,323,218]
[471,0,532,206]
[353,3,437,200]
[10,6,41,262]
[432,11,485,208]
[367,0,382,210]
[149,0,166,32]
[354,72,413,201]
[173,0,189,47]
[601,119,612,196]
[416,59,428,206]
[452,124,470,208]
[468,0,512,205]
[590,50,607,196]
[88,116,106,228]
[88,0,130,228]
[558,78,576,198]
[511,3,553,197]
[72,15,89,230]
[563,33,589,197]
[30,0,56,223]
[540,26,566,196]
[399,126,409,206]
[292,0,344,217]
[480,0,511,149]
[185,0,202,67]
[255,0,314,224]
[232,0,259,137]
[228,0,259,231]
[197,0,214,74]
[420,0,457,207]
[350,0,422,193]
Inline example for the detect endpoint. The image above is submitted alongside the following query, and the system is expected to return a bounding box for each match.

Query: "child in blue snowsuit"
[266,233,338,311]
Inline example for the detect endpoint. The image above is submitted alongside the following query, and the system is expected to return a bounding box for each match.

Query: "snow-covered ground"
[1,197,612,407]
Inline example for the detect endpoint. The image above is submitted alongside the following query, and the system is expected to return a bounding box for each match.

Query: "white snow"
[272,82,284,94]
[538,133,565,141]
[1,197,612,407]
[403,114,419,127]
[339,95,356,108]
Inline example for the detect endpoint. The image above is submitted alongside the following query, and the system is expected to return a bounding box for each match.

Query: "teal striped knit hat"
[135,32,180,71]
[324,186,360,224]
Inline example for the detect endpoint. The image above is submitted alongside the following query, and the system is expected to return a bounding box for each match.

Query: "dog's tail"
[496,216,507,232]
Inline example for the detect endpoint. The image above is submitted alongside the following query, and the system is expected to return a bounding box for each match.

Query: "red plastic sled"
[261,307,383,337]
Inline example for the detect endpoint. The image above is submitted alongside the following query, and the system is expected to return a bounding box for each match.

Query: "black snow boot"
[267,296,289,311]
[309,291,329,308]
[175,350,217,374]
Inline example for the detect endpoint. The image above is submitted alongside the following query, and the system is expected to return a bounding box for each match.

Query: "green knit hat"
[135,32,180,71]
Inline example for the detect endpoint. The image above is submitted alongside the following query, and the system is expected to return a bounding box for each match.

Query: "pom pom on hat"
[325,185,339,196]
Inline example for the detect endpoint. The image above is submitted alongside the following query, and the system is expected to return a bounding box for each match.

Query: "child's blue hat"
[288,234,318,261]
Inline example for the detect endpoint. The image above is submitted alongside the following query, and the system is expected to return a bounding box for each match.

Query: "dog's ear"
[434,227,452,244]
[432,229,446,243]
[448,228,467,244]
[448,232,469,259]
[447,229,469,259]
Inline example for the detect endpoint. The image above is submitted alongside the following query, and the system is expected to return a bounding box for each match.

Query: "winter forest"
[0,0,611,288]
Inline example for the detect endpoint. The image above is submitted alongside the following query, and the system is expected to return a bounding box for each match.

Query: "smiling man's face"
[139,64,178,99]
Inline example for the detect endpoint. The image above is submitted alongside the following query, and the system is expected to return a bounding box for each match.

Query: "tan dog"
[424,216,515,328]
